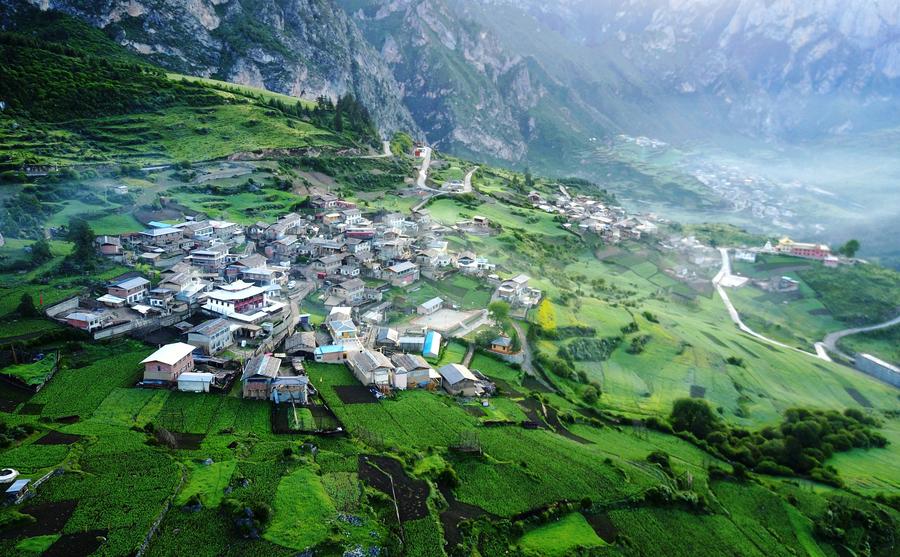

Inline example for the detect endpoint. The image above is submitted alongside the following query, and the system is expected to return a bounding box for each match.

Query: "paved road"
[821,314,900,360]
[461,166,477,192]
[415,146,432,188]
[713,248,822,360]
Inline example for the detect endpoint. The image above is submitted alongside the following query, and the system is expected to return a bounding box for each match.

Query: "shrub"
[646,450,672,473]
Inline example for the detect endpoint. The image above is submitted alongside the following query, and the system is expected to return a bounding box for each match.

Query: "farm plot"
[432,340,467,366]
[517,512,606,556]
[267,465,383,553]
[29,440,181,557]
[358,455,429,521]
[469,353,521,384]
[0,358,56,387]
[29,343,148,418]
[334,385,377,404]
[607,506,783,557]
[264,468,335,551]
[176,460,237,508]
[450,427,649,517]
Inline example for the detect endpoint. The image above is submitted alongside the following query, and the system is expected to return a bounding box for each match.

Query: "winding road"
[821,314,900,360]
[715,248,900,364]
[713,248,822,360]
[510,319,556,392]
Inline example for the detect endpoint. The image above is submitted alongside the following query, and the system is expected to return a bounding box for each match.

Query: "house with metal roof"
[186,318,233,355]
[423,331,442,359]
[438,363,482,396]
[177,372,215,393]
[107,276,150,304]
[242,354,282,400]
[417,297,443,316]
[4,479,31,504]
[348,349,394,386]
[384,261,419,286]
[141,342,196,383]
[391,353,437,388]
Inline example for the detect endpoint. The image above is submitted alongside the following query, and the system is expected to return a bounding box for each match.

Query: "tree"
[523,167,534,191]
[333,107,343,132]
[16,293,38,317]
[488,300,510,321]
[838,239,860,258]
[66,218,96,265]
[670,398,721,439]
[582,385,600,404]
[30,239,53,266]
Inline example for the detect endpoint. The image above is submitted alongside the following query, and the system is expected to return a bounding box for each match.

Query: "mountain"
[13,0,900,168]
[339,0,620,166]
[486,0,900,141]
[9,0,419,136]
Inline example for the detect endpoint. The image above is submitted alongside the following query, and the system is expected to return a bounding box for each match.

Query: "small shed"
[177,372,214,393]
[5,478,30,503]
[423,331,442,359]
[490,335,512,354]
[393,367,409,390]
[417,297,443,316]
[399,336,426,353]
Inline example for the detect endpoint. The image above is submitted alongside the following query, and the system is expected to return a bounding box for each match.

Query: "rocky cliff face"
[340,0,613,164]
[17,0,900,164]
[482,0,900,140]
[26,0,420,136]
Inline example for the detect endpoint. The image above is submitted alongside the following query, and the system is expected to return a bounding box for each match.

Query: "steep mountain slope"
[477,0,900,141]
[341,0,615,165]
[10,0,419,136]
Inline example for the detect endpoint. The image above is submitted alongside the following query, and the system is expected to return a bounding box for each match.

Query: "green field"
[517,512,605,556]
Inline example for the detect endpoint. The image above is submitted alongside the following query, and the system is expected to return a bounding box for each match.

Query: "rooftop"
[243,354,282,380]
[110,276,150,290]
[141,342,196,366]
[438,363,476,384]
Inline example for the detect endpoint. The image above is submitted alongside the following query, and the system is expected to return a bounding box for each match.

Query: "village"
[29,163,563,425]
[23,150,867,426]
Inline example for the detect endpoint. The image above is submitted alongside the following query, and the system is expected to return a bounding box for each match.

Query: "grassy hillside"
[0,9,375,170]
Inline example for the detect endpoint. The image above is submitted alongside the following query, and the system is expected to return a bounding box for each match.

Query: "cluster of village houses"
[52,192,537,405]
[527,187,659,242]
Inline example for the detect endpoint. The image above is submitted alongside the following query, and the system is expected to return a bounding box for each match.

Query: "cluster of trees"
[814,496,898,556]
[261,94,378,144]
[0,421,36,448]
[0,188,57,239]
[557,177,617,204]
[58,218,97,273]
[625,334,651,354]
[837,239,860,258]
[286,155,405,192]
[667,399,887,486]
[558,336,621,361]
[477,301,521,352]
